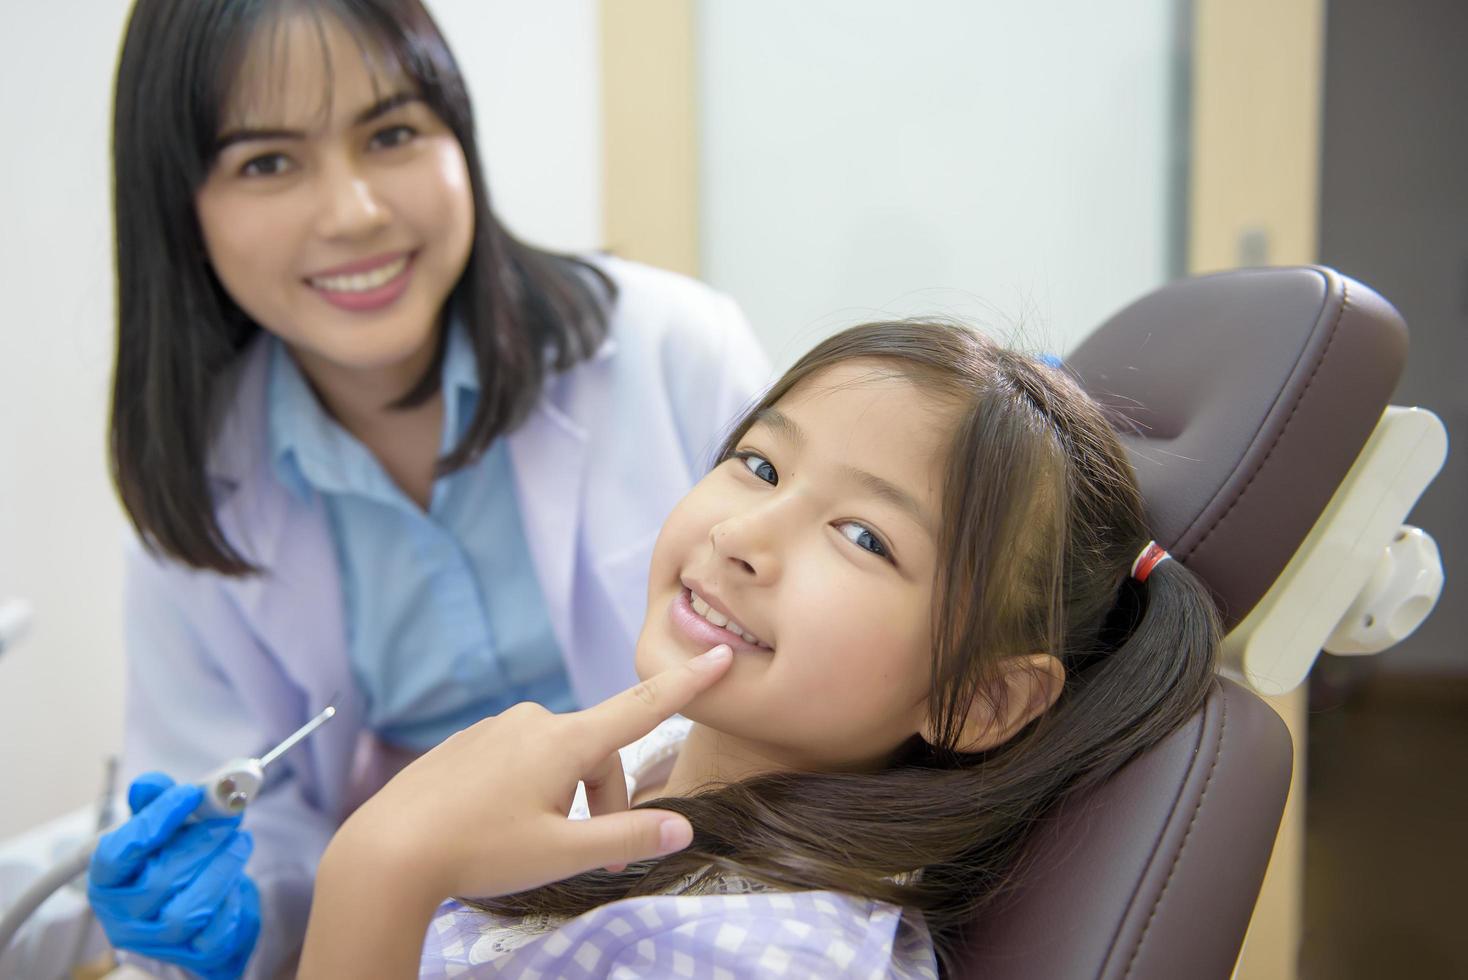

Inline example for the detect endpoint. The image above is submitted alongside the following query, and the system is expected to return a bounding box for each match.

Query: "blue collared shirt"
[267,326,574,750]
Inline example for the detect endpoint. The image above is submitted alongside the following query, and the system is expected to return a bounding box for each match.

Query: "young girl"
[282,319,1221,977]
[91,1,765,975]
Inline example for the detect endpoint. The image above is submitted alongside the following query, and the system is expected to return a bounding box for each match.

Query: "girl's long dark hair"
[474,321,1220,972]
[110,0,614,574]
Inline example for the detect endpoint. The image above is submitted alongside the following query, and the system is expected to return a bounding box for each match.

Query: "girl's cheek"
[809,588,919,672]
[646,496,705,581]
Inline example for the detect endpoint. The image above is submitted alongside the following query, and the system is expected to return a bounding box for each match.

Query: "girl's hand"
[299,644,733,979]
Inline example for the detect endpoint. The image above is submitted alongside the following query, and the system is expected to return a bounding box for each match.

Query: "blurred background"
[0,1,1461,977]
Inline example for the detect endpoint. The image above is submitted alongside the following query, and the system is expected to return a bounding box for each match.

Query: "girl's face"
[636,360,955,771]
[195,14,474,388]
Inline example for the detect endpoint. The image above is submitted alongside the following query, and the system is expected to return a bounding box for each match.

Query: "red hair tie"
[1130,541,1171,583]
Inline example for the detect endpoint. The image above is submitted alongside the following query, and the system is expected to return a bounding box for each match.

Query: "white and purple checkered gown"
[419,889,936,978]
[417,718,937,978]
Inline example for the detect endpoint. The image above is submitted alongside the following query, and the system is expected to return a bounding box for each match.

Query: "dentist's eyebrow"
[214,92,421,152]
[352,91,421,125]
[751,408,932,532]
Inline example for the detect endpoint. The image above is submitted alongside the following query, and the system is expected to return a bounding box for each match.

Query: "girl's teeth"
[310,256,408,293]
[688,590,769,648]
[690,591,727,627]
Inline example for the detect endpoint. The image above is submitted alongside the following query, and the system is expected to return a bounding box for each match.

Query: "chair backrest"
[954,267,1408,979]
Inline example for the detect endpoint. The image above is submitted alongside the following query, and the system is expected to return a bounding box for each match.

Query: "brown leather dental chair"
[955,266,1439,979]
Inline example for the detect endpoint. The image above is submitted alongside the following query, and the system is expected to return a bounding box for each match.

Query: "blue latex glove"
[89,772,262,980]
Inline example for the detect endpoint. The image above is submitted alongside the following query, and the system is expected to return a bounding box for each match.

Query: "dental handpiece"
[0,703,338,960]
[192,704,337,819]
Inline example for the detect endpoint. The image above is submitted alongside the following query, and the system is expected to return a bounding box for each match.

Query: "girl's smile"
[668,584,774,654]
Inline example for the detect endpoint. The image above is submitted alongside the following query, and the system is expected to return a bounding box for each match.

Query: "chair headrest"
[955,675,1292,979]
[957,267,1408,978]
[1066,266,1406,628]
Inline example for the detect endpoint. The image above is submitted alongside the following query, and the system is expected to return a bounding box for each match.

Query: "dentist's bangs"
[182,0,471,178]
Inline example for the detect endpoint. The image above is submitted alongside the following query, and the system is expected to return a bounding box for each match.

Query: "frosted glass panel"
[698,0,1185,366]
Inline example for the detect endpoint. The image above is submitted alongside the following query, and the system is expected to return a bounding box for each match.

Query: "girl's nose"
[316,163,390,240]
[709,513,781,582]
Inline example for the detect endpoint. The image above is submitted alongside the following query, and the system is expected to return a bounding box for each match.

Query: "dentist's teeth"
[309,256,408,293]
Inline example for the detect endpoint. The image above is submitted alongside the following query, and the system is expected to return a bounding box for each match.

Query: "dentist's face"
[636,361,952,771]
[194,13,474,387]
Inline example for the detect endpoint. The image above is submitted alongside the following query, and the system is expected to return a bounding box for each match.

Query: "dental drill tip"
[256,702,340,771]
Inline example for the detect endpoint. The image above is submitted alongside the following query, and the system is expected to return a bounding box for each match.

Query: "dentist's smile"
[305,251,417,312]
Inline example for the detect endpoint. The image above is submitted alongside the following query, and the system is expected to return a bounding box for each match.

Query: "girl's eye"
[239,153,293,178]
[370,125,417,150]
[837,521,892,561]
[737,452,777,485]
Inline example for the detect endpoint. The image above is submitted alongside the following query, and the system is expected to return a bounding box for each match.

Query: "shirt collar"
[267,339,338,502]
[440,318,480,450]
[266,321,478,504]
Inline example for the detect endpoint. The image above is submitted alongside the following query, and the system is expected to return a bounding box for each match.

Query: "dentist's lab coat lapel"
[502,335,640,710]
[208,338,358,817]
[205,336,605,817]
[506,376,590,699]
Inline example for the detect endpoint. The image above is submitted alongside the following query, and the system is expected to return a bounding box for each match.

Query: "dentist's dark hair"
[474,320,1220,972]
[109,0,613,574]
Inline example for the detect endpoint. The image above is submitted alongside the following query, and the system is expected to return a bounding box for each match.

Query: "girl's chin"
[633,638,729,726]
[632,634,695,682]
[668,690,720,729]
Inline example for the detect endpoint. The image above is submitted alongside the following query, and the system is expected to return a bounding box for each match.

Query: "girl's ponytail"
[1034,553,1220,799]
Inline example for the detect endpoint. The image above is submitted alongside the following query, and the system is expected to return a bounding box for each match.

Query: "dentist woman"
[92,1,767,976]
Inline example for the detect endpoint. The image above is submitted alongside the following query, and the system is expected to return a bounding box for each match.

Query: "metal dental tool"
[0,703,338,962]
[194,704,337,819]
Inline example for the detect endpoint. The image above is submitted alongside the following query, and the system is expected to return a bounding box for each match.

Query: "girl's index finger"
[583,645,732,756]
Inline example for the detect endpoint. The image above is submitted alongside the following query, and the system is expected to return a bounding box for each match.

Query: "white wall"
[0,0,1181,837]
[429,0,604,252]
[0,0,602,840]
[0,1,134,842]
[697,0,1182,367]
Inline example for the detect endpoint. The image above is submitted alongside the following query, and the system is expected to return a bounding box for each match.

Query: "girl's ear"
[921,654,1065,753]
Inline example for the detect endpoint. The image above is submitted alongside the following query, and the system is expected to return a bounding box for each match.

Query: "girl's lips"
[307,253,415,312]
[668,589,772,656]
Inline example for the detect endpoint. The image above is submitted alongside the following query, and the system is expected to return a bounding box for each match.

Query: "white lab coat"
[119,256,771,976]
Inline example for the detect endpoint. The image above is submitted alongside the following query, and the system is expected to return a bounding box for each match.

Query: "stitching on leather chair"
[1121,684,1230,979]
[1093,681,1214,978]
[1182,275,1351,561]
